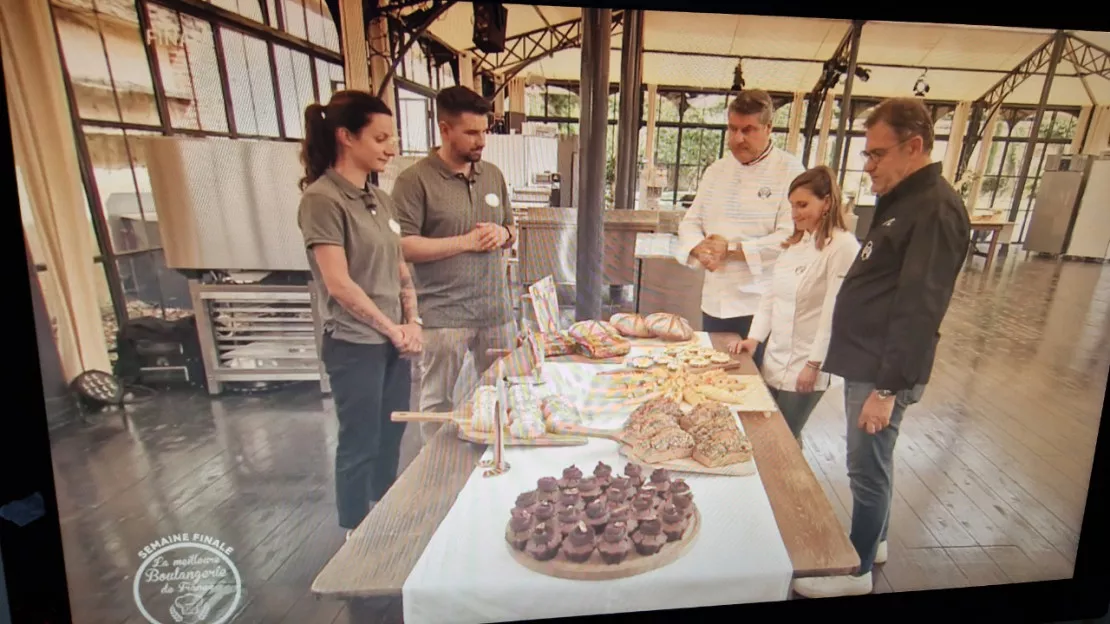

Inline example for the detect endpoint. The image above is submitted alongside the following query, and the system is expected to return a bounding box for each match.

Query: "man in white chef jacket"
[677,89,806,368]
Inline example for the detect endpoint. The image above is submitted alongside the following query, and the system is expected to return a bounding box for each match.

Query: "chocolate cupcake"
[593,461,613,489]
[672,491,694,519]
[508,508,535,550]
[608,503,638,534]
[525,523,562,561]
[584,499,610,534]
[623,463,645,489]
[661,503,689,542]
[577,476,603,503]
[632,517,668,556]
[648,468,672,496]
[631,494,657,523]
[609,476,635,501]
[605,487,629,514]
[598,521,633,564]
[560,521,596,563]
[556,504,585,537]
[558,465,584,490]
[667,478,691,502]
[534,500,557,524]
[558,488,585,513]
[536,477,560,503]
[514,490,540,515]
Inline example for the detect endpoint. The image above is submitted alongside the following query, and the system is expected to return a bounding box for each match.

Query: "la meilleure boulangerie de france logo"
[132,533,243,624]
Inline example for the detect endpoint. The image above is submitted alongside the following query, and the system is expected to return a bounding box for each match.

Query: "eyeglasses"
[860,137,913,164]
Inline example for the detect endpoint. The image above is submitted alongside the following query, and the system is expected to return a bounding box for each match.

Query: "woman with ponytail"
[296,91,423,538]
[728,166,860,445]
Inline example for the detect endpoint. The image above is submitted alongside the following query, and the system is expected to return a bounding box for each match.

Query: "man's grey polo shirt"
[298,168,404,345]
[390,151,514,329]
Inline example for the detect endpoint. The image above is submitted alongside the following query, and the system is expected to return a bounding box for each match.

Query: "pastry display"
[632,517,668,556]
[628,355,655,369]
[567,320,631,360]
[509,508,536,550]
[561,521,597,563]
[540,394,582,426]
[541,332,577,357]
[648,468,672,495]
[506,462,700,578]
[470,385,499,433]
[620,397,754,471]
[644,313,694,342]
[609,313,654,338]
[509,419,547,440]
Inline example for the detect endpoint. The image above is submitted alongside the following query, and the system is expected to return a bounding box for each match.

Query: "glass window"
[406,44,431,87]
[148,6,229,132]
[275,46,316,138]
[546,85,579,118]
[398,89,431,155]
[83,126,161,254]
[282,0,308,40]
[656,92,680,123]
[526,86,546,116]
[209,0,264,23]
[315,59,343,103]
[684,93,727,125]
[220,28,281,136]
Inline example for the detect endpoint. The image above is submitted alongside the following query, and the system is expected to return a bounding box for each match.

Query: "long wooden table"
[969,219,1016,272]
[312,332,859,606]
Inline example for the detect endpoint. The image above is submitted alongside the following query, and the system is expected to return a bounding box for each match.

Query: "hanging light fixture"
[913,69,931,97]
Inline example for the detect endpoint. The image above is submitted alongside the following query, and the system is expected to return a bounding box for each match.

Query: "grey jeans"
[416,321,518,442]
[843,380,926,575]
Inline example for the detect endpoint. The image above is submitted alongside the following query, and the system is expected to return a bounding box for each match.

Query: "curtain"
[1,0,111,380]
[942,101,971,182]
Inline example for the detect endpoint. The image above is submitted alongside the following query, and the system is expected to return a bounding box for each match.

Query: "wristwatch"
[727,242,740,252]
[411,316,423,326]
[875,389,896,399]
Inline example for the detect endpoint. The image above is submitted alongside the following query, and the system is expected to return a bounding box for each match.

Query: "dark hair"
[436,85,491,122]
[728,90,774,126]
[864,98,935,152]
[299,90,392,190]
[782,166,847,251]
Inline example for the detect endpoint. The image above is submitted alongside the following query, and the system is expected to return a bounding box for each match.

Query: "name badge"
[388,218,401,235]
[485,193,501,208]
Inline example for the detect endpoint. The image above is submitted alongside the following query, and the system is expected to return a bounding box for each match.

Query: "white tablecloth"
[402,334,794,624]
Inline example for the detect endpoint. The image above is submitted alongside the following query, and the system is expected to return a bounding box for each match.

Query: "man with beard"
[391,86,517,443]
[677,89,806,368]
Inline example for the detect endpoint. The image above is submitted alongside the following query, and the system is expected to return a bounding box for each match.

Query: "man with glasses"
[792,98,970,598]
[677,89,806,368]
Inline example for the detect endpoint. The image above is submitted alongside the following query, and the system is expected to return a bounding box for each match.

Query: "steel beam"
[614,9,644,211]
[576,8,610,321]
[801,23,857,165]
[1008,32,1066,222]
[832,21,863,185]
[373,0,457,99]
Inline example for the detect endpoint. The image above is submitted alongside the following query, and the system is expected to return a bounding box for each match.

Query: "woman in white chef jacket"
[729,166,860,445]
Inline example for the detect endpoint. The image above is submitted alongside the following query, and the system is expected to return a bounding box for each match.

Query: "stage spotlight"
[731,59,745,91]
[913,70,930,97]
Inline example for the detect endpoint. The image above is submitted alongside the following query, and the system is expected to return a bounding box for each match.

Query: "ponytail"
[299,103,334,191]
[781,165,847,251]
[298,91,394,191]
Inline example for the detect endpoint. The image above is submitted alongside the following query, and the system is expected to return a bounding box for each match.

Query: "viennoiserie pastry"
[593,461,613,489]
[628,355,655,370]
[632,517,667,556]
[660,503,689,542]
[644,313,694,342]
[710,352,732,365]
[609,313,654,338]
[509,508,536,550]
[584,499,610,535]
[526,523,562,561]
[598,522,633,565]
[561,521,597,563]
[537,477,561,503]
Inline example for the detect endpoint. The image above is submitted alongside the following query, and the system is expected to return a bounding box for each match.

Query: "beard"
[465,148,483,162]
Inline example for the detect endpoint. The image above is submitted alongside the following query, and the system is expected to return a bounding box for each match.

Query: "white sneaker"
[875,540,888,564]
[792,571,873,598]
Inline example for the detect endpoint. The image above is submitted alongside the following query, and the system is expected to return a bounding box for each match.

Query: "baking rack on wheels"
[188,280,330,395]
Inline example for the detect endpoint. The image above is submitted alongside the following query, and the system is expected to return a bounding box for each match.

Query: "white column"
[1071,106,1092,154]
[967,110,1001,213]
[816,91,836,166]
[942,101,971,182]
[458,51,475,90]
[1080,106,1110,155]
[508,77,525,113]
[338,0,369,90]
[785,91,805,155]
[643,84,658,170]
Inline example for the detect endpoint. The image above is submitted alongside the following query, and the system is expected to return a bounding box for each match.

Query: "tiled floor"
[48,252,1106,622]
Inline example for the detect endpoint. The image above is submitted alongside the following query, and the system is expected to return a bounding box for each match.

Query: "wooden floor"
[48,253,1106,622]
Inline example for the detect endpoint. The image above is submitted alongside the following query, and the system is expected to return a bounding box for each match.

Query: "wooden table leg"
[984,227,1001,272]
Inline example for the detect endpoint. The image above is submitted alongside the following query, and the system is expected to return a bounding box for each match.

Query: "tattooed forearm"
[399,261,419,323]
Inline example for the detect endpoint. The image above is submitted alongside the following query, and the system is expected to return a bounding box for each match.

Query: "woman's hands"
[727,338,760,355]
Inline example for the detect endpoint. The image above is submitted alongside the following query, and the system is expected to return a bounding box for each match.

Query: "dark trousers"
[768,387,825,444]
[701,313,765,369]
[321,334,411,530]
[843,380,925,575]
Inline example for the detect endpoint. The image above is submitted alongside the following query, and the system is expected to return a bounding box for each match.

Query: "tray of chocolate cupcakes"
[505,461,700,580]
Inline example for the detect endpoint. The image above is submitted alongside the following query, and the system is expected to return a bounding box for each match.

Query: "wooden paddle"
[390,410,464,423]
[549,422,635,447]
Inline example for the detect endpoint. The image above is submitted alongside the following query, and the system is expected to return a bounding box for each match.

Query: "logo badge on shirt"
[860,240,873,261]
[485,193,501,208]
[388,218,401,235]
[882,218,896,227]
[757,186,772,199]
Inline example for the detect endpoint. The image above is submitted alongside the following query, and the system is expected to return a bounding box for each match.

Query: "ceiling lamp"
[731,59,746,91]
[913,70,930,97]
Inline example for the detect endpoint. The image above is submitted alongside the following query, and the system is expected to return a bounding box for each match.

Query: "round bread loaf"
[644,313,694,342]
[609,313,653,338]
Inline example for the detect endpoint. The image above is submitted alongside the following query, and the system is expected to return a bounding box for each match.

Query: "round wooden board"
[504,507,701,581]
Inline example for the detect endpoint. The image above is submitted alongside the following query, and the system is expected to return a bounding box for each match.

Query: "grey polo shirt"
[390,151,514,329]
[298,169,404,345]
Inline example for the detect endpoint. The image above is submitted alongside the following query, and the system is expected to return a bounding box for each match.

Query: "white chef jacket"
[748,228,860,392]
[676,146,807,319]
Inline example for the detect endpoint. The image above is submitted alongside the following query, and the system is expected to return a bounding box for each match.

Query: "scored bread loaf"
[568,320,630,359]
[609,313,654,338]
[644,313,694,342]
[541,332,576,357]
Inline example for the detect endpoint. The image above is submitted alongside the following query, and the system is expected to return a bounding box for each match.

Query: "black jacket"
[823,162,971,392]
